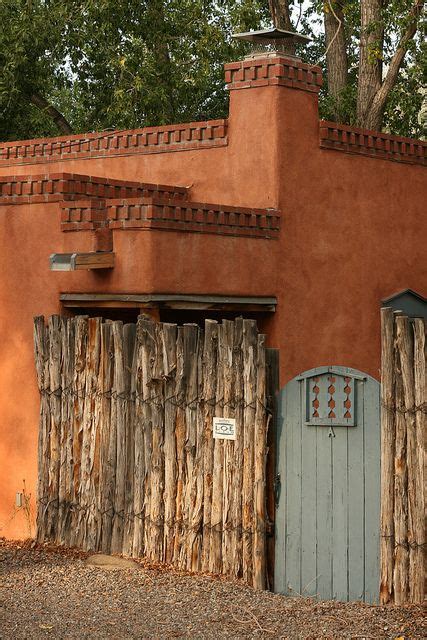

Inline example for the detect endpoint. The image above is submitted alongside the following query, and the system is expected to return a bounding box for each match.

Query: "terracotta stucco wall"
[0,55,426,538]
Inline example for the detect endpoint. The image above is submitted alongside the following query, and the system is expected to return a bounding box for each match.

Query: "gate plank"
[347,379,365,601]
[331,420,349,601]
[284,378,303,596]
[316,423,333,600]
[364,375,381,604]
[301,381,318,597]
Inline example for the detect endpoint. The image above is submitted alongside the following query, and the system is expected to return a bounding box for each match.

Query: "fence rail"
[34,315,270,588]
[380,308,426,604]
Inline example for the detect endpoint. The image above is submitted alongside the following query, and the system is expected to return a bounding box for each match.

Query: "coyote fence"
[34,315,271,589]
[380,308,426,604]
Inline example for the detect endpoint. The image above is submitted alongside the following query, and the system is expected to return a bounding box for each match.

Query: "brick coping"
[319,121,426,166]
[0,120,228,166]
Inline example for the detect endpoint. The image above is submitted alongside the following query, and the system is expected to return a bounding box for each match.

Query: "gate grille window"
[301,369,363,427]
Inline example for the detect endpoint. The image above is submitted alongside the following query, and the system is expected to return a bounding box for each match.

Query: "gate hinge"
[274,473,281,506]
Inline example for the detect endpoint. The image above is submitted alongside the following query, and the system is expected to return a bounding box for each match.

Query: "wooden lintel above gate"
[60,293,277,312]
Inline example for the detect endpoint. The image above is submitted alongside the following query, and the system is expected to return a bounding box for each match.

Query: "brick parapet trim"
[0,120,228,167]
[225,56,322,94]
[0,173,187,205]
[319,121,426,166]
[61,197,281,239]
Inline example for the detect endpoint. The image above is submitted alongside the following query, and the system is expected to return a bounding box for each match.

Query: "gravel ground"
[0,540,425,639]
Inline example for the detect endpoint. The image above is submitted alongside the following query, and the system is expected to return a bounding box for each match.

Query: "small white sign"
[213,417,236,440]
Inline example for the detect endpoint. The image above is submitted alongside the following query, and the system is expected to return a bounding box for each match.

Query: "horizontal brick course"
[0,173,188,205]
[225,55,323,94]
[0,120,228,167]
[60,196,281,239]
[319,121,426,166]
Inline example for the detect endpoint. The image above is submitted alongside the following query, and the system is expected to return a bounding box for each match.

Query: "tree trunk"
[357,0,423,131]
[357,0,384,127]
[361,0,424,130]
[268,0,295,56]
[324,2,348,122]
[30,93,73,134]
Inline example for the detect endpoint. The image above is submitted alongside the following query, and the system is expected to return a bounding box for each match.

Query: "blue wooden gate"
[274,366,380,603]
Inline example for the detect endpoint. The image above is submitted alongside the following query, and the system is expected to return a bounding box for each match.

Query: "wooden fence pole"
[100,321,114,553]
[162,323,178,563]
[122,323,136,556]
[231,318,244,578]
[69,317,88,547]
[393,324,408,603]
[209,323,226,574]
[396,315,418,603]
[79,317,101,551]
[173,326,185,565]
[412,318,426,603]
[221,320,235,575]
[140,319,155,559]
[132,320,145,557]
[200,320,218,571]
[47,315,62,541]
[253,333,267,590]
[186,325,204,571]
[62,318,75,547]
[149,322,165,562]
[242,320,257,585]
[380,307,396,604]
[110,321,126,553]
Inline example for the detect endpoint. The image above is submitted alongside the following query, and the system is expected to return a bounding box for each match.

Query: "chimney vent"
[233,27,311,60]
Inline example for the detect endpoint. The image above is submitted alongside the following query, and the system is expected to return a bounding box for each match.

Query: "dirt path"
[0,540,424,639]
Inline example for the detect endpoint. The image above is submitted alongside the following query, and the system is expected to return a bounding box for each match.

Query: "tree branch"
[365,0,424,130]
[30,92,73,134]
[323,1,348,122]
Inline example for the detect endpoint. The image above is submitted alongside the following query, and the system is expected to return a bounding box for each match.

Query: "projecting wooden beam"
[60,293,277,312]
[50,252,115,271]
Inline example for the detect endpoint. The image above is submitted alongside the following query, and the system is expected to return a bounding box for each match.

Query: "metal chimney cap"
[232,28,312,46]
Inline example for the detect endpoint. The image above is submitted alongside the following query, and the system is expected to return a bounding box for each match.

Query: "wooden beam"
[60,293,276,312]
[50,253,115,271]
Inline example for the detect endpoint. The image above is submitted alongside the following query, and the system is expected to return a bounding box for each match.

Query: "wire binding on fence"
[38,388,270,412]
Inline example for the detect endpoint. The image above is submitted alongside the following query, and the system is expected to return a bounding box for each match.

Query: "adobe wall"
[0,55,426,538]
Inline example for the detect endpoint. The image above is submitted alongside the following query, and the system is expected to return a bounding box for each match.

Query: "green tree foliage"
[0,0,268,140]
[295,0,425,136]
[0,0,424,141]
